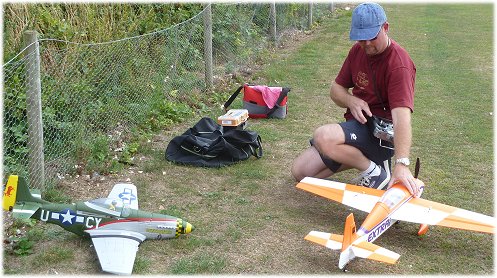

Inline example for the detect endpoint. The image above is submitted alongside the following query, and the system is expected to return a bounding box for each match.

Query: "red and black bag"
[222,84,290,119]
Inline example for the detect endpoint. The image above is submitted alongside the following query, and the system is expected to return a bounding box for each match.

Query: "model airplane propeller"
[3,175,194,275]
[296,159,495,270]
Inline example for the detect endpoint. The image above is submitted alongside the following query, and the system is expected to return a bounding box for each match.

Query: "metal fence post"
[270,2,277,45]
[308,3,313,29]
[203,3,213,92]
[23,30,45,189]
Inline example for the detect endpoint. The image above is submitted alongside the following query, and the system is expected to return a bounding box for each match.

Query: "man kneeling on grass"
[292,2,422,196]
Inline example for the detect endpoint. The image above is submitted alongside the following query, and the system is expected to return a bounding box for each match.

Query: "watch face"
[397,158,410,166]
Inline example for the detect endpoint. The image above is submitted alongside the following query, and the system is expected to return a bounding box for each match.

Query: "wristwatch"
[395,157,410,166]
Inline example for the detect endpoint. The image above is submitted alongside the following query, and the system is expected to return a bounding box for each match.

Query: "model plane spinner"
[3,175,194,275]
[296,176,495,270]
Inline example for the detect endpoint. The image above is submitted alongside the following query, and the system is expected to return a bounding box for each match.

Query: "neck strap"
[367,60,387,112]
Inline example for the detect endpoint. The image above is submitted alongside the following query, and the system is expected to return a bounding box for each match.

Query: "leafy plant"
[11,237,34,256]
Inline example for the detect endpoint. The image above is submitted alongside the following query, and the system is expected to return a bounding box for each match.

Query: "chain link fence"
[3,3,337,190]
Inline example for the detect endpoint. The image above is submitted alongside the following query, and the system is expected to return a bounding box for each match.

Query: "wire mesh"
[2,3,335,189]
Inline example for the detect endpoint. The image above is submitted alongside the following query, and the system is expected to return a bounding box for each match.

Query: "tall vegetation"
[3,3,204,62]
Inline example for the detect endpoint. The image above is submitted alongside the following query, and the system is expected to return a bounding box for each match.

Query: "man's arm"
[388,107,421,197]
[330,81,371,124]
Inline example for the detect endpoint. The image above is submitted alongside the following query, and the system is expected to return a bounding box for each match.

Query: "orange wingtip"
[296,180,345,203]
[438,215,495,234]
[304,234,329,246]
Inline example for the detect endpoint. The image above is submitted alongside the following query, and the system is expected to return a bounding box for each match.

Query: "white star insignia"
[60,209,75,224]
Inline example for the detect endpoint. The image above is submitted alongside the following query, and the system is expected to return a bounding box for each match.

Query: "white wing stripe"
[306,231,342,250]
[307,230,331,238]
[351,246,373,258]
[342,190,380,212]
[300,177,346,190]
[391,202,449,224]
[452,208,495,224]
[375,247,400,258]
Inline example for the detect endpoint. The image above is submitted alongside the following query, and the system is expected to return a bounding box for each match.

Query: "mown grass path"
[3,4,493,275]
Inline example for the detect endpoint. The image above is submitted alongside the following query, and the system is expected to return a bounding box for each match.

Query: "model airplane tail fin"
[3,175,45,218]
[341,213,358,251]
[3,175,19,211]
[338,213,358,269]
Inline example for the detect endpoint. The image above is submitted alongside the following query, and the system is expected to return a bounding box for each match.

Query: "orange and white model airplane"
[296,164,495,270]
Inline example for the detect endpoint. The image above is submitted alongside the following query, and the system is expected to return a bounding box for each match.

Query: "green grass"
[170,254,226,274]
[3,3,493,275]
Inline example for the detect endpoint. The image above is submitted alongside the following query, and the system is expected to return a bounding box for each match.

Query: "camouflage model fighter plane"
[3,175,194,275]
[296,175,495,270]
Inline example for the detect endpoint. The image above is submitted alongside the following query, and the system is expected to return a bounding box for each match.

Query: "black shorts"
[311,119,394,172]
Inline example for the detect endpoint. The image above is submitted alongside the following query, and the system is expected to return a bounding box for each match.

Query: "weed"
[10,237,34,256]
[43,186,72,203]
[118,142,140,165]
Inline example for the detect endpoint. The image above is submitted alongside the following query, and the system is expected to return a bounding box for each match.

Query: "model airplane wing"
[108,183,139,210]
[86,229,146,275]
[296,177,384,213]
[390,197,495,233]
[297,177,495,234]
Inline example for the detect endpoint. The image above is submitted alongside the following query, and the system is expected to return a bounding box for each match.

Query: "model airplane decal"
[3,175,194,275]
[296,175,495,270]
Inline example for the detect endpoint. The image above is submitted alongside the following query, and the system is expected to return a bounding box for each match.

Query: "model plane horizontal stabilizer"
[305,231,400,265]
[12,203,40,219]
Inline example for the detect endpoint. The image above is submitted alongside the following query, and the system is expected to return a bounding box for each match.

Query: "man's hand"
[388,164,422,197]
[347,95,372,124]
[330,82,372,124]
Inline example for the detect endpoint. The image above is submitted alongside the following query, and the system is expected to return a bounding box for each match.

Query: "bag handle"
[254,135,263,158]
[253,135,263,158]
[222,85,244,111]
[266,87,290,117]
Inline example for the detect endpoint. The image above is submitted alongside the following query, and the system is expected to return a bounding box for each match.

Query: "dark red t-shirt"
[335,39,416,121]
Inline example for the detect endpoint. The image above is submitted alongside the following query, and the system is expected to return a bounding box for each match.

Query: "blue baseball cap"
[349,3,387,41]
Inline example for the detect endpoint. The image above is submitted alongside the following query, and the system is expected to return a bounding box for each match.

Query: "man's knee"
[291,156,306,182]
[313,124,343,150]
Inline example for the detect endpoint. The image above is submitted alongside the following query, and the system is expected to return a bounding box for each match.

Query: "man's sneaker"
[354,164,390,190]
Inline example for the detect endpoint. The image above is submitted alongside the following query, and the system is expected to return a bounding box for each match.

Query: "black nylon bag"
[165,117,263,167]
